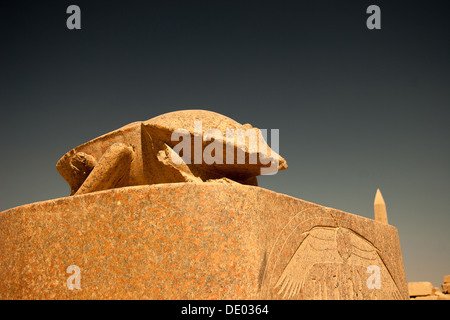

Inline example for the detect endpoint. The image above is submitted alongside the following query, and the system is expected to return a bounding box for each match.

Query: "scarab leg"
[75,143,135,195]
[69,152,97,195]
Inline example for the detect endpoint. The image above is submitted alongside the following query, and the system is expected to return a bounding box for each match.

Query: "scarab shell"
[56,109,287,195]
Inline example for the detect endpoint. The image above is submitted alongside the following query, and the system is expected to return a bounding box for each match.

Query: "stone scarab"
[56,109,288,195]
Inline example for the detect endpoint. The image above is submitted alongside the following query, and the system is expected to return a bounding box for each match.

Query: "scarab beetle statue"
[56,110,288,196]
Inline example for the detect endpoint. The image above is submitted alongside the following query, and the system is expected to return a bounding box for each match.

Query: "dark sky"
[1,0,449,288]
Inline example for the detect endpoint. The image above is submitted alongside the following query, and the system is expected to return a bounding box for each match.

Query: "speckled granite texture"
[0,183,408,299]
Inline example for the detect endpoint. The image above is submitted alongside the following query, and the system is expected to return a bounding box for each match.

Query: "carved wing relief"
[274,227,401,300]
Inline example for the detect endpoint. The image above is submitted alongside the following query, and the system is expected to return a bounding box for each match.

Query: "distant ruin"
[408,275,450,300]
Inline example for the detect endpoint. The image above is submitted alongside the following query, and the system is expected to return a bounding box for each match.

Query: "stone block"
[408,282,433,297]
[0,184,408,300]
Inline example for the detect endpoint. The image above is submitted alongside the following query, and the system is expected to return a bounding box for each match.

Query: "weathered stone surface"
[75,143,134,195]
[444,275,450,284]
[408,282,433,297]
[0,184,407,300]
[408,278,450,300]
[69,152,97,195]
[56,110,287,195]
[432,286,442,295]
[442,283,450,294]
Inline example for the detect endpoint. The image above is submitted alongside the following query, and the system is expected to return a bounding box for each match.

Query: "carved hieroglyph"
[274,227,402,300]
[259,205,407,300]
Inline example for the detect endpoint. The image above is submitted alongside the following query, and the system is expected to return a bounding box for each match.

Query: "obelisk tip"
[374,188,388,224]
[374,188,385,204]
